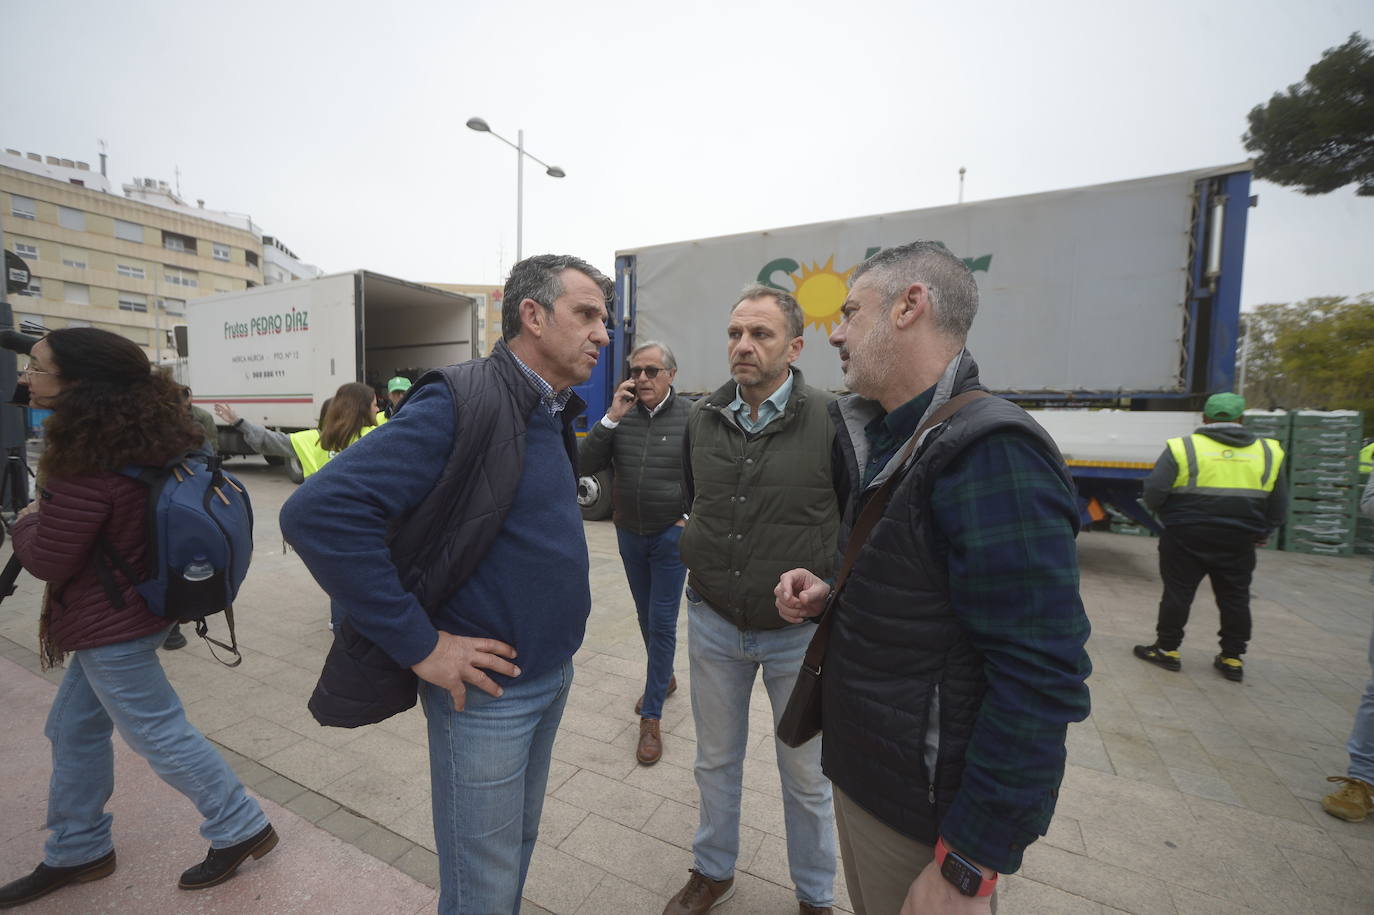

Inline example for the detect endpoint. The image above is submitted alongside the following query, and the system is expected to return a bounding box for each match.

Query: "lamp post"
[466,117,566,263]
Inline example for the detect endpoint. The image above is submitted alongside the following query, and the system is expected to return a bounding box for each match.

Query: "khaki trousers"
[834,787,998,914]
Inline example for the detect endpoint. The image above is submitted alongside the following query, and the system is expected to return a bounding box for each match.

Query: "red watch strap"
[934,837,997,897]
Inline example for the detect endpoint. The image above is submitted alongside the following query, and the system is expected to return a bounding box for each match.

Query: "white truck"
[576,164,1255,525]
[184,270,477,481]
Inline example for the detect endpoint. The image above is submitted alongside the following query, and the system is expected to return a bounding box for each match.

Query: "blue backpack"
[95,452,254,666]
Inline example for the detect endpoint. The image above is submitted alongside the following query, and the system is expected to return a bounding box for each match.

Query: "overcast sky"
[5,0,1371,309]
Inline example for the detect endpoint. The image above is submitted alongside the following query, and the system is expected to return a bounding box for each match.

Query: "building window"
[118,293,148,313]
[62,248,88,269]
[10,195,36,220]
[245,250,259,268]
[114,219,143,243]
[58,206,85,231]
[162,231,196,254]
[162,298,186,316]
[117,263,146,279]
[14,242,38,260]
[64,283,90,306]
[164,266,198,288]
[19,278,41,297]
[212,243,230,261]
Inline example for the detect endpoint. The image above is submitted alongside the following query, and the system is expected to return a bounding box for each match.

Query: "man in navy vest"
[282,255,612,914]
[776,242,1091,914]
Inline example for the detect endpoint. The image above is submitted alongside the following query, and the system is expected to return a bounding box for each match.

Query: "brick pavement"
[1,456,1371,913]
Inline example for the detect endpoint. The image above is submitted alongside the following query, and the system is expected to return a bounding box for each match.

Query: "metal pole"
[155,299,162,362]
[516,129,524,262]
[1237,315,1249,396]
[958,167,966,204]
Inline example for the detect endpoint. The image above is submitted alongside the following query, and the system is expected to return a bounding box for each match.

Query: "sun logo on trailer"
[788,256,854,333]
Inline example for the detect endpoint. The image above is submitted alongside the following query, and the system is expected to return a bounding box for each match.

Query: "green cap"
[1203,392,1245,421]
[387,376,412,393]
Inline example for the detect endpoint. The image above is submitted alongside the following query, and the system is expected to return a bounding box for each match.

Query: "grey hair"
[630,340,677,371]
[731,283,804,340]
[502,254,614,341]
[849,241,979,340]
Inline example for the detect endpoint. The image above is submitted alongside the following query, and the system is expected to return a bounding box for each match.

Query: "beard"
[844,321,899,398]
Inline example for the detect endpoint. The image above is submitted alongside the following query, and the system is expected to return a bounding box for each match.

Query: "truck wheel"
[577,469,613,521]
[286,453,306,485]
[263,454,285,467]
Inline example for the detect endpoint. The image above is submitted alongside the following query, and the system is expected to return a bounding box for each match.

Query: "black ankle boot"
[178,824,278,890]
[0,850,116,908]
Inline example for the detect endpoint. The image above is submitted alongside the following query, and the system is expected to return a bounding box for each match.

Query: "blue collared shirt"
[509,349,573,416]
[728,369,794,433]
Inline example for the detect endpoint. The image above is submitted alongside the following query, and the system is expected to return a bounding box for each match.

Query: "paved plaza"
[1,456,1372,914]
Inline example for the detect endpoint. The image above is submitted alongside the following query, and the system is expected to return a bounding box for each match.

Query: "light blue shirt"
[729,369,794,433]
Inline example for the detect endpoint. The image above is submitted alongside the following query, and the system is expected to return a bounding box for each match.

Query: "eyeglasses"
[20,362,54,377]
[629,366,666,379]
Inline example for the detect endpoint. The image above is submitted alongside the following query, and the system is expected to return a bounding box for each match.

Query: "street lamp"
[466,117,566,262]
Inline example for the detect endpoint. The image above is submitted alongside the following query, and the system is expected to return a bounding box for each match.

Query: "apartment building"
[1,147,316,359]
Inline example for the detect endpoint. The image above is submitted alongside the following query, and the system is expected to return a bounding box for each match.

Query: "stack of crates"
[1283,411,1363,556]
[1244,410,1291,550]
[1105,505,1155,537]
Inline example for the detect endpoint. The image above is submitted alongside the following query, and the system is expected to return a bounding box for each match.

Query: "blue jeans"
[687,595,836,907]
[420,659,573,915]
[1349,618,1374,784]
[616,524,686,719]
[43,627,268,867]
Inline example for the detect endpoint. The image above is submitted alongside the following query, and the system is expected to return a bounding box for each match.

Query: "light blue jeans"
[43,627,268,867]
[420,659,573,915]
[687,594,836,908]
[1348,618,1374,785]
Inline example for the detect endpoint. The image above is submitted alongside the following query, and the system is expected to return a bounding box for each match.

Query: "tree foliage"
[1243,33,1374,196]
[1240,294,1374,432]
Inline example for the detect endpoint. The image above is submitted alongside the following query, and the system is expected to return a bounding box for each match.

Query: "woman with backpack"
[0,328,277,908]
[213,381,385,480]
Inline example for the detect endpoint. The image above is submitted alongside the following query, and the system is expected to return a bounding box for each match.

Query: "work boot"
[179,824,278,890]
[1321,776,1374,822]
[637,717,663,765]
[635,673,678,716]
[799,904,834,914]
[162,624,188,651]
[662,869,735,914]
[1213,654,1244,682]
[0,851,116,908]
[1133,643,1181,671]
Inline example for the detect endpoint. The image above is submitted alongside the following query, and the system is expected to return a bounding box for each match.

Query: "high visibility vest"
[1360,441,1373,475]
[288,423,379,478]
[1167,433,1284,497]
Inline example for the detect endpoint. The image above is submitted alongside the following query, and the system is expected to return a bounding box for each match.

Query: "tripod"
[0,443,32,602]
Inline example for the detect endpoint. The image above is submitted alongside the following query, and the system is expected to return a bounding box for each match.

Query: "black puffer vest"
[821,355,1072,843]
[577,390,691,535]
[308,340,583,727]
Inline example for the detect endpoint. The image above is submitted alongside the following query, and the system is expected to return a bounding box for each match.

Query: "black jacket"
[306,340,583,727]
[578,389,690,535]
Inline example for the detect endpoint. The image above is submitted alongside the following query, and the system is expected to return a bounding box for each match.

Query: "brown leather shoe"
[799,904,833,914]
[662,869,734,914]
[637,717,663,765]
[635,674,678,716]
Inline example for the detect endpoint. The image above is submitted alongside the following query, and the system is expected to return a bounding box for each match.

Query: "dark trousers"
[1155,524,1257,656]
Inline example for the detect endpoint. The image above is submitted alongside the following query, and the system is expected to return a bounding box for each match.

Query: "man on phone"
[579,341,691,765]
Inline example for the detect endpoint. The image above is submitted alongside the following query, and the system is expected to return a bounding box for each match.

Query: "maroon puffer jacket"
[12,472,167,652]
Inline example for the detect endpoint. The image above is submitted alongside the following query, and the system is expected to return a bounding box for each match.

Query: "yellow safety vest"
[1167,433,1284,497]
[288,423,380,478]
[1360,441,1373,475]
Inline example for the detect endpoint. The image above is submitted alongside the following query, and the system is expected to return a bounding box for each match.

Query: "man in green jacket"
[664,286,843,915]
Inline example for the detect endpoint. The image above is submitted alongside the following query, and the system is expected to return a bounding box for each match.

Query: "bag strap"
[799,390,991,674]
[93,535,139,610]
[196,605,242,668]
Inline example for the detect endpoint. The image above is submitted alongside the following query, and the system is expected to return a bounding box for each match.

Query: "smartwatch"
[934,837,997,898]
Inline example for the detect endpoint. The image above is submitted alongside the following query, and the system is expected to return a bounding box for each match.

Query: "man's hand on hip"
[774,568,831,624]
[411,631,520,711]
[901,860,994,914]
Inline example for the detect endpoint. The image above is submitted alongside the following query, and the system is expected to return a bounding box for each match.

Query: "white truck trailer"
[184,270,477,481]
